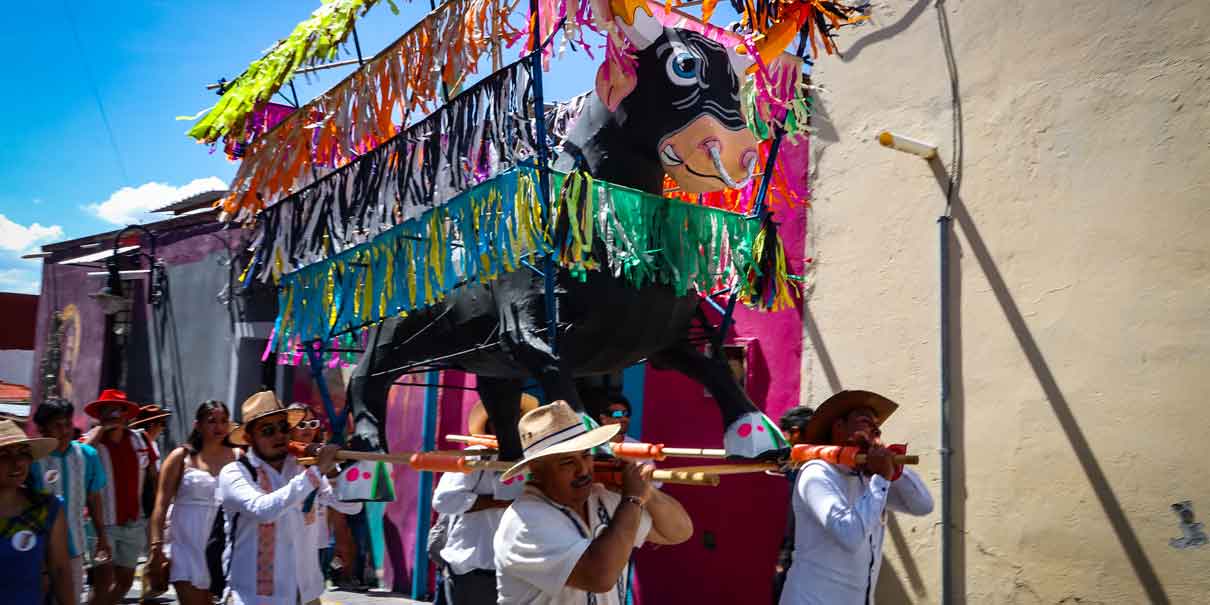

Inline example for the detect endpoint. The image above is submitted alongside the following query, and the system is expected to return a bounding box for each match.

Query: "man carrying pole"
[218,392,342,605]
[779,391,934,605]
[432,396,537,604]
[493,401,694,605]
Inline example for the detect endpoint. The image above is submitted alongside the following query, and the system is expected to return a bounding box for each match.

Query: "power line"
[60,0,131,185]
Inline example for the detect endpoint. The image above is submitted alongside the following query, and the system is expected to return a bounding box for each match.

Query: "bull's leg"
[477,377,525,462]
[650,343,787,459]
[345,322,396,452]
[492,270,590,416]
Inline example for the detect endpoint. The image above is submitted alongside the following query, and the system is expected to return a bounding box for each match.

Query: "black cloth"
[773,469,799,604]
[205,508,227,595]
[448,569,498,605]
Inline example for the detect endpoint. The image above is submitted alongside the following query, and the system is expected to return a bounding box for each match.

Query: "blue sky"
[0,0,734,294]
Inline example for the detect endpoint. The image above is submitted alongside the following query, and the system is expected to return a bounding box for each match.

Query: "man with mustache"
[493,401,694,605]
[778,391,934,605]
[218,392,341,605]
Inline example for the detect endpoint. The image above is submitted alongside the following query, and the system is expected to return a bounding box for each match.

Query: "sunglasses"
[295,419,321,430]
[0,445,32,460]
[609,409,630,419]
[256,421,293,439]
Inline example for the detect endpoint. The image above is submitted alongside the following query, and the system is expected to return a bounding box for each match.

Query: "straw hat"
[84,389,141,421]
[228,392,306,446]
[467,394,540,435]
[0,419,57,460]
[800,390,899,444]
[501,401,619,481]
[129,404,172,429]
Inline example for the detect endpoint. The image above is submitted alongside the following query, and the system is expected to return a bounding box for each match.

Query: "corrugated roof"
[152,189,227,215]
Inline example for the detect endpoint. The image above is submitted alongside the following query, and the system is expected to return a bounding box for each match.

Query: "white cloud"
[0,268,40,294]
[0,214,64,253]
[87,176,227,225]
[0,214,63,294]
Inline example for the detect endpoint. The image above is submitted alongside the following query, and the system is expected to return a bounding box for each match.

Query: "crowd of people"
[0,389,375,605]
[0,384,933,605]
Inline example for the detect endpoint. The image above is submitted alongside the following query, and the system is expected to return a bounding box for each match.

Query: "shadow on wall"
[841,0,932,63]
[928,160,1172,605]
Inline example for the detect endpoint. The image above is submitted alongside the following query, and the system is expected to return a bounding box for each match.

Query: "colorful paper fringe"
[249,58,539,281]
[725,0,870,60]
[270,167,796,350]
[187,0,400,145]
[206,0,525,222]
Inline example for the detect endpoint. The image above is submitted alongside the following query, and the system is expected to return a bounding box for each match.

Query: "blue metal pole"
[411,370,440,599]
[529,0,558,352]
[305,346,346,445]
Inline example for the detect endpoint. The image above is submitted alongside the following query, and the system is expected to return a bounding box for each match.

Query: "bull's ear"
[596,58,637,112]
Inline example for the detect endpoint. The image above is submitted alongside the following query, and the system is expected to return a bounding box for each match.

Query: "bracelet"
[622,495,645,509]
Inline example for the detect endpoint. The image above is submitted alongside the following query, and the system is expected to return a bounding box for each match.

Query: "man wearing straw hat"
[218,391,341,605]
[433,395,537,604]
[129,404,171,472]
[493,401,694,605]
[779,391,933,605]
[82,389,159,605]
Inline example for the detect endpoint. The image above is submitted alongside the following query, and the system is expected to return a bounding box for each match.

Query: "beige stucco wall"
[803,0,1210,602]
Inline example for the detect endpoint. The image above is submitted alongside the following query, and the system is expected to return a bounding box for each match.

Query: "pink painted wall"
[633,138,809,605]
[379,370,480,594]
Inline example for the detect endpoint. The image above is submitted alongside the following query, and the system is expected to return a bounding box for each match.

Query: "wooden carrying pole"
[409,454,721,487]
[297,448,722,486]
[444,436,921,467]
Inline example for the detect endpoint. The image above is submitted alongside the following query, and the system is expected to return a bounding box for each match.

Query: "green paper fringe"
[186,0,399,145]
[271,167,792,350]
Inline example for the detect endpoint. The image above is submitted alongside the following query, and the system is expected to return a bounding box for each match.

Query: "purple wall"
[31,263,110,428]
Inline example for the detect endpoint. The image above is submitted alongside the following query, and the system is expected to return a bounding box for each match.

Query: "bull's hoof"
[723,412,788,459]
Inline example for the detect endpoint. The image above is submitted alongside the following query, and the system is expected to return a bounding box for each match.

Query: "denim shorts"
[105,519,147,568]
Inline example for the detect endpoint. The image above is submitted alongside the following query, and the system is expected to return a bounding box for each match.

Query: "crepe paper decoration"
[269,166,795,349]
[223,102,297,160]
[216,0,526,222]
[247,58,541,282]
[726,0,870,61]
[187,0,400,145]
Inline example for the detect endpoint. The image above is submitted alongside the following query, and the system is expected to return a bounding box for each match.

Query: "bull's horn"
[610,0,662,50]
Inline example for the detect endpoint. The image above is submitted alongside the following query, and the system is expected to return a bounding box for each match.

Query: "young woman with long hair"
[0,419,74,605]
[147,401,240,605]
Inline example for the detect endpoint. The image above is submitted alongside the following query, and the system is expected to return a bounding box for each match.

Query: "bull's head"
[593,0,759,193]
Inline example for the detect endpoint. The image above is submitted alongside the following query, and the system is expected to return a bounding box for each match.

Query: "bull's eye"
[666,52,699,86]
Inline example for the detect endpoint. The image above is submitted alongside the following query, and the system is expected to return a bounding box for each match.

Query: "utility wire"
[61,0,131,185]
[936,0,962,217]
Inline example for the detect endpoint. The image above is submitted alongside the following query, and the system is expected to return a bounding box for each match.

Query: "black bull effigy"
[348,15,789,462]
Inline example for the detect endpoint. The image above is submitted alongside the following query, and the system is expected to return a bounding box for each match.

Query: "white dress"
[169,462,222,590]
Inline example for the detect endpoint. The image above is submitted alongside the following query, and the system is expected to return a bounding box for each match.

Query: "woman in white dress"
[147,401,240,605]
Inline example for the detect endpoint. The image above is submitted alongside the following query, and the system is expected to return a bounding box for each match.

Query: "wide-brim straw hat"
[0,419,57,460]
[84,389,141,421]
[129,404,172,429]
[467,394,540,435]
[228,392,306,446]
[800,390,899,444]
[501,400,619,481]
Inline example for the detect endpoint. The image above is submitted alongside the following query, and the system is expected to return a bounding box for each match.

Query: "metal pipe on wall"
[938,212,954,605]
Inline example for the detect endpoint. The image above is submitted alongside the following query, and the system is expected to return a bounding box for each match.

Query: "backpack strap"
[224,456,258,583]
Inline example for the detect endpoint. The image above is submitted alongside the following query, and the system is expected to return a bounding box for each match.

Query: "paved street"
[125,577,430,605]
